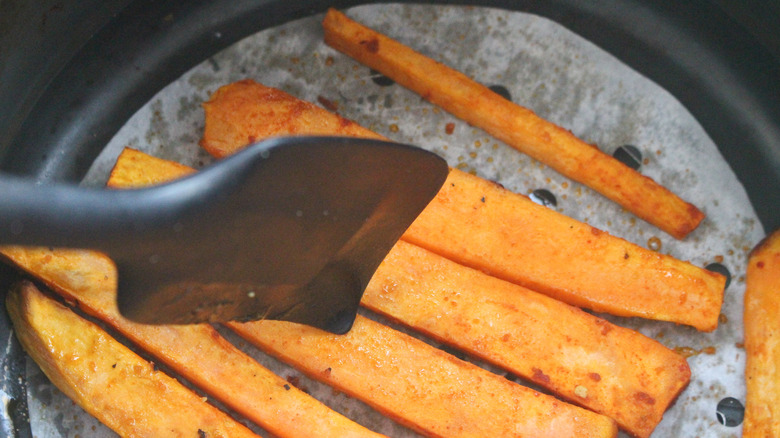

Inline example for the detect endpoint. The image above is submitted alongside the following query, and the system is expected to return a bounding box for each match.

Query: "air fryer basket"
[1,1,778,436]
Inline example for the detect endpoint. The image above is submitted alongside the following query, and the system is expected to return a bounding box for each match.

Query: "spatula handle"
[0,175,183,251]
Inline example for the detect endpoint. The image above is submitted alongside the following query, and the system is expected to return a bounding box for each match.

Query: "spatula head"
[114,136,448,333]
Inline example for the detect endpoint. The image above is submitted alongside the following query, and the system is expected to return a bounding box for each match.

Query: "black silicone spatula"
[0,136,448,334]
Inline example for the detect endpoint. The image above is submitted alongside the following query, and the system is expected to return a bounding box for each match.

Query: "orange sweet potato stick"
[107,147,682,436]
[321,8,704,239]
[199,79,725,331]
[0,149,385,438]
[7,281,261,438]
[229,316,618,438]
[743,229,780,437]
[366,240,689,438]
[109,146,620,436]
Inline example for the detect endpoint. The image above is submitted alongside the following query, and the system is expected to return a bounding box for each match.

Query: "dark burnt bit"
[322,367,332,378]
[360,38,380,53]
[488,179,506,190]
[286,375,308,393]
[624,252,630,260]
[634,391,656,405]
[531,367,551,385]
[198,429,207,438]
[283,384,291,391]
[594,319,613,336]
[317,96,339,112]
[588,372,601,382]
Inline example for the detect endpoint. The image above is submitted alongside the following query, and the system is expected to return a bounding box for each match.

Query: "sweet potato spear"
[6,281,260,438]
[0,149,385,438]
[107,147,683,436]
[321,8,704,239]
[229,316,618,438]
[367,240,689,438]
[129,131,615,438]
[743,229,780,437]
[199,79,725,331]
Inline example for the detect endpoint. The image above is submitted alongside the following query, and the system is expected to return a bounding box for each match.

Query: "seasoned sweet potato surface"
[6,281,260,438]
[199,79,725,331]
[109,147,684,436]
[743,230,780,437]
[1,148,385,438]
[230,316,618,438]
[366,240,690,437]
[322,8,704,239]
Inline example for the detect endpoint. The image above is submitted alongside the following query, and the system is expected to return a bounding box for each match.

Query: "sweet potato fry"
[200,79,385,159]
[321,8,704,239]
[6,281,260,438]
[743,229,780,437]
[0,149,385,438]
[199,79,725,331]
[110,143,624,436]
[366,240,689,438]
[105,144,683,436]
[404,167,725,332]
[229,316,618,438]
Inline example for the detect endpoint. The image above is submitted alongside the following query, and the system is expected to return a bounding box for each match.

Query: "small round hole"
[716,397,744,427]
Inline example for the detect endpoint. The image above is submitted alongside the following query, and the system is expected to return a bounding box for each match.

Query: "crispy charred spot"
[361,38,380,53]
[286,375,308,393]
[198,429,207,438]
[589,372,601,382]
[624,252,630,260]
[488,180,506,190]
[634,391,656,405]
[531,367,550,384]
[317,95,339,112]
[595,319,613,336]
[338,117,355,129]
